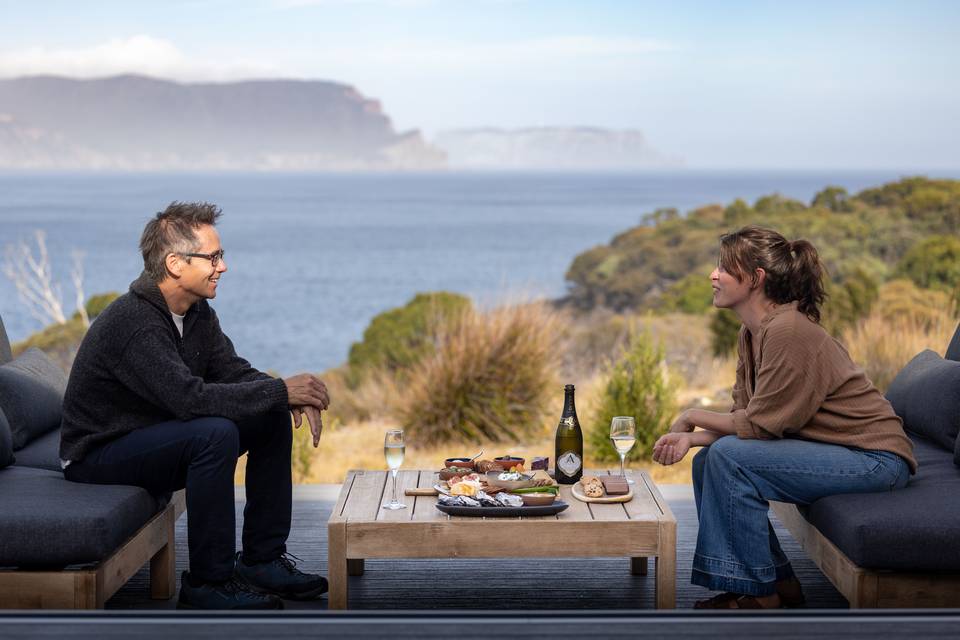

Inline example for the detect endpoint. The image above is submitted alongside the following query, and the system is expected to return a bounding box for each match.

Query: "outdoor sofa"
[0,313,184,609]
[771,322,960,608]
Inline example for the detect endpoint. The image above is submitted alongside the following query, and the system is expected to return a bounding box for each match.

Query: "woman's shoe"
[776,576,806,607]
[694,592,783,609]
[693,592,741,609]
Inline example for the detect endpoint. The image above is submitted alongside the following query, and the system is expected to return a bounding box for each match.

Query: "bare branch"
[1,230,67,326]
[71,250,89,328]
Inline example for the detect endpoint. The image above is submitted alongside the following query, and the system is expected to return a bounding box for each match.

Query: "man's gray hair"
[140,202,222,282]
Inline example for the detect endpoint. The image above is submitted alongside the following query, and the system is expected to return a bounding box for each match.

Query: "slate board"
[435,499,569,517]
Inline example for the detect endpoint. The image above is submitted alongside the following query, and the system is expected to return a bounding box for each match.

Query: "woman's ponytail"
[788,239,826,323]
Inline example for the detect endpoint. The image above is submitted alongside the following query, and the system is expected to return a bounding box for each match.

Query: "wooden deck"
[105,483,849,610]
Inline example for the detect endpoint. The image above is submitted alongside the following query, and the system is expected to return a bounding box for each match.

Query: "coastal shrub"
[811,186,852,212]
[399,302,564,444]
[11,318,85,372]
[658,272,714,314]
[822,269,880,336]
[709,309,741,356]
[589,330,676,462]
[84,291,120,319]
[895,235,960,295]
[346,292,471,385]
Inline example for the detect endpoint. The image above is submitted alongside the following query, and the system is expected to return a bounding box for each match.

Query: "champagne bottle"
[554,384,583,484]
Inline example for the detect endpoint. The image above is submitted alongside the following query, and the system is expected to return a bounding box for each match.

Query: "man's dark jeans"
[64,412,293,582]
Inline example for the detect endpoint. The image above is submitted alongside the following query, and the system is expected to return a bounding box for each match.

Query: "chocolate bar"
[531,456,549,470]
[601,476,629,495]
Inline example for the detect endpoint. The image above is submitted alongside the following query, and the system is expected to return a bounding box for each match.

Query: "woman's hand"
[668,409,694,433]
[652,432,692,466]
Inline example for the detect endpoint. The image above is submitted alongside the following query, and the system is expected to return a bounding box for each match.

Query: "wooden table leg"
[347,559,365,576]
[631,557,648,576]
[150,506,176,600]
[655,520,677,609]
[327,522,348,609]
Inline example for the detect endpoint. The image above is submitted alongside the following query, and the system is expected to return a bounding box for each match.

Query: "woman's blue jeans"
[691,435,909,596]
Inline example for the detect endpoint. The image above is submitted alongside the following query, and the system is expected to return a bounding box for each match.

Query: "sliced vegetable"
[510,486,559,495]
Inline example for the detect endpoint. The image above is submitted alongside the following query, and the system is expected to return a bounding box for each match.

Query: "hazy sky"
[1,0,957,170]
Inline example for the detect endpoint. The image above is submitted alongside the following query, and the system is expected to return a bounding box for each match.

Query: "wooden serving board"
[571,483,634,503]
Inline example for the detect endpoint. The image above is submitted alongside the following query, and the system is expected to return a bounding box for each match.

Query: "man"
[60,202,330,610]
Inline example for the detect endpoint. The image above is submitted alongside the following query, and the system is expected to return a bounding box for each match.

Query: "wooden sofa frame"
[771,501,960,608]
[0,490,185,609]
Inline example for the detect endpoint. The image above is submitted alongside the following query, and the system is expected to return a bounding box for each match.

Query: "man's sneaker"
[234,552,328,601]
[177,571,283,610]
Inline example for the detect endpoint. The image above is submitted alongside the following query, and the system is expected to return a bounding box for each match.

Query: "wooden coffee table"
[327,468,676,609]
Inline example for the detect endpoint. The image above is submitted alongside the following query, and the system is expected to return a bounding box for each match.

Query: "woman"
[653,226,916,609]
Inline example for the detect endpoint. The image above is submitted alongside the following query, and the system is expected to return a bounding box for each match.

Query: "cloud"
[0,35,282,81]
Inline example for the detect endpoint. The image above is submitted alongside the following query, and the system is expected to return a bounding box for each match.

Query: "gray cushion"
[0,315,11,365]
[804,435,960,571]
[0,466,162,567]
[0,406,13,469]
[885,349,960,451]
[12,427,61,472]
[0,348,67,450]
[946,322,960,362]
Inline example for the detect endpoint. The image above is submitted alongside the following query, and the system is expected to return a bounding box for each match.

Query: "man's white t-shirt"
[171,311,185,337]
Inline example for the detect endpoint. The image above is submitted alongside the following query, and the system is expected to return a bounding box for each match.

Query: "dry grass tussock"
[398,301,566,444]
[842,300,956,392]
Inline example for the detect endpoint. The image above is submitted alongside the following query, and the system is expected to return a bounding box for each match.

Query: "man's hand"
[292,405,324,447]
[284,373,330,410]
[652,432,691,466]
[668,409,694,433]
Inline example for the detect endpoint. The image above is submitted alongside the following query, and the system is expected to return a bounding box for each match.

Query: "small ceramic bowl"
[493,456,526,470]
[485,470,536,490]
[444,457,476,470]
[520,493,557,506]
[439,467,474,481]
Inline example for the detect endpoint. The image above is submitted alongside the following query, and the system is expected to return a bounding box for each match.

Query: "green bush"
[85,292,120,319]
[347,292,471,385]
[822,269,880,335]
[895,235,960,295]
[709,308,741,356]
[658,272,714,314]
[589,331,676,462]
[811,186,852,212]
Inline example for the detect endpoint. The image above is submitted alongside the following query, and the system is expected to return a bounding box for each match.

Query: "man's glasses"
[180,249,225,267]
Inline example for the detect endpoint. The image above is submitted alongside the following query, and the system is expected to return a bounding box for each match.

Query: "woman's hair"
[718,225,827,323]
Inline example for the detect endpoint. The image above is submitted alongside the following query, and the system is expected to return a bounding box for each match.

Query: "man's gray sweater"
[60,273,289,462]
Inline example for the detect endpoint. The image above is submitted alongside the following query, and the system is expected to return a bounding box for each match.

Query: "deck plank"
[106,484,848,610]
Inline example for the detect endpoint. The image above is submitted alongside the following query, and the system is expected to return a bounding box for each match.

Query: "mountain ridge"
[0,74,445,170]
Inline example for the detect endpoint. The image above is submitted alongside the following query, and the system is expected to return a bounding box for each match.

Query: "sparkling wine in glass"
[382,429,407,510]
[610,416,637,484]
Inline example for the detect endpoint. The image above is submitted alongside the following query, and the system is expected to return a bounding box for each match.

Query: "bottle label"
[558,451,582,477]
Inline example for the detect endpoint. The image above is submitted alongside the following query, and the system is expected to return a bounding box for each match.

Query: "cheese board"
[571,483,634,503]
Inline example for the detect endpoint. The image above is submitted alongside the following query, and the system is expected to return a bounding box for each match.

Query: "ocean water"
[0,170,941,374]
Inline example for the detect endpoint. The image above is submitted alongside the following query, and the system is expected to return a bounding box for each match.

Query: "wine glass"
[610,416,636,484]
[382,429,407,510]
